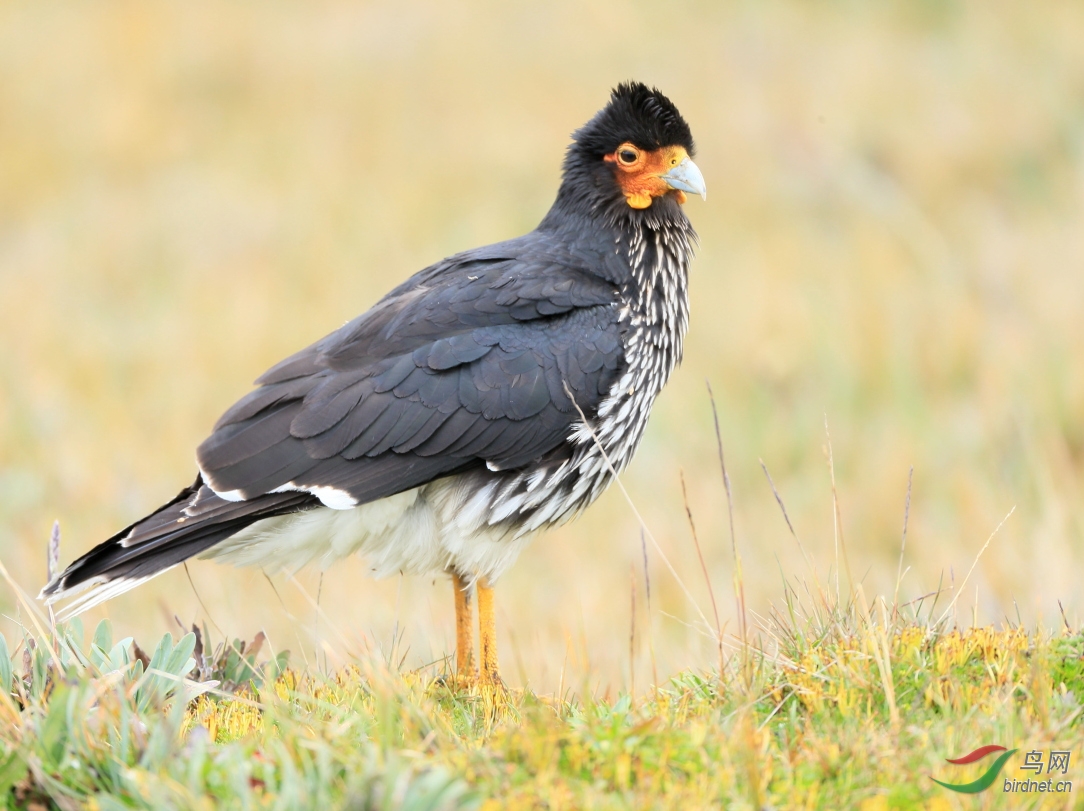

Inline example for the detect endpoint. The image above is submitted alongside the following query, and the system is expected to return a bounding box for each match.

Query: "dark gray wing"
[196,236,626,506]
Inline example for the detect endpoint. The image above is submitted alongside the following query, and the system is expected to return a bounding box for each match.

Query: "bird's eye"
[618,148,638,165]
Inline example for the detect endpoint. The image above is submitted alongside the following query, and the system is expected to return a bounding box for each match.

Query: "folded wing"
[198,239,625,506]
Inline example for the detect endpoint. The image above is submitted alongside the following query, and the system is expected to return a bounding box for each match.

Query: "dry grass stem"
[563,382,714,636]
[707,383,750,683]
[935,506,1016,627]
[639,529,659,693]
[822,418,854,605]
[679,470,724,684]
[759,461,826,612]
[893,466,914,615]
[628,563,636,700]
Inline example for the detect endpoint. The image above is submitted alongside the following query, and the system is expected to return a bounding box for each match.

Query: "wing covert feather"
[197,238,625,507]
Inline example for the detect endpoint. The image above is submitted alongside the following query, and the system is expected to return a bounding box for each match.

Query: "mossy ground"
[3,594,1083,810]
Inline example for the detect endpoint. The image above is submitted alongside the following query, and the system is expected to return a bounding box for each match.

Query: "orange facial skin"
[604,142,691,209]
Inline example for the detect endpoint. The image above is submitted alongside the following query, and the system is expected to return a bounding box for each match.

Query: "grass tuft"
[2,582,1082,809]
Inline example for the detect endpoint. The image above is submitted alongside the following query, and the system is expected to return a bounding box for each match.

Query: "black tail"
[40,475,318,617]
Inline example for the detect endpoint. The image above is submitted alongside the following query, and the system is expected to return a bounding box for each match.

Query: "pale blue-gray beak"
[661,157,707,200]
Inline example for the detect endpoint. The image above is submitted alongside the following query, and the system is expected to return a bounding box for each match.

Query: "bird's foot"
[444,671,480,693]
[479,664,505,694]
[434,666,507,700]
[438,671,505,694]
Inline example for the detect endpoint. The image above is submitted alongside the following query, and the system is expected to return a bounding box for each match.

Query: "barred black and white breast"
[41,82,705,619]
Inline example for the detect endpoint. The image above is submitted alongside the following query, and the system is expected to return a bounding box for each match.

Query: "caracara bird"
[41,82,705,687]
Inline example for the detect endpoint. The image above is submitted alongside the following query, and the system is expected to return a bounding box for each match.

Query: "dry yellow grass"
[2,1,1083,692]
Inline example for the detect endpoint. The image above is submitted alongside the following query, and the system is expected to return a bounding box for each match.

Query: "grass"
[3,2,1084,687]
[3,578,1083,810]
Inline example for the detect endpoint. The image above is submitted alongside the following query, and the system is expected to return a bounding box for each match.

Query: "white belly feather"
[203,477,537,583]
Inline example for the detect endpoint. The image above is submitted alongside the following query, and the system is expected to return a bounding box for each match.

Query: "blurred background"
[2,1,1083,693]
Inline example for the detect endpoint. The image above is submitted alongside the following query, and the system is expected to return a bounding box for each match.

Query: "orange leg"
[452,572,476,681]
[477,577,502,688]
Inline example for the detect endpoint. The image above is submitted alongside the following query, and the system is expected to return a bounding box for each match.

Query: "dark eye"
[618,149,638,164]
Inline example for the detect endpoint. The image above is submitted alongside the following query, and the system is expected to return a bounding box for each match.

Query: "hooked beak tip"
[662,157,707,201]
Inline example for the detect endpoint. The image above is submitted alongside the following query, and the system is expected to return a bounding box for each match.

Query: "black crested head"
[543,83,701,230]
[571,82,695,159]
